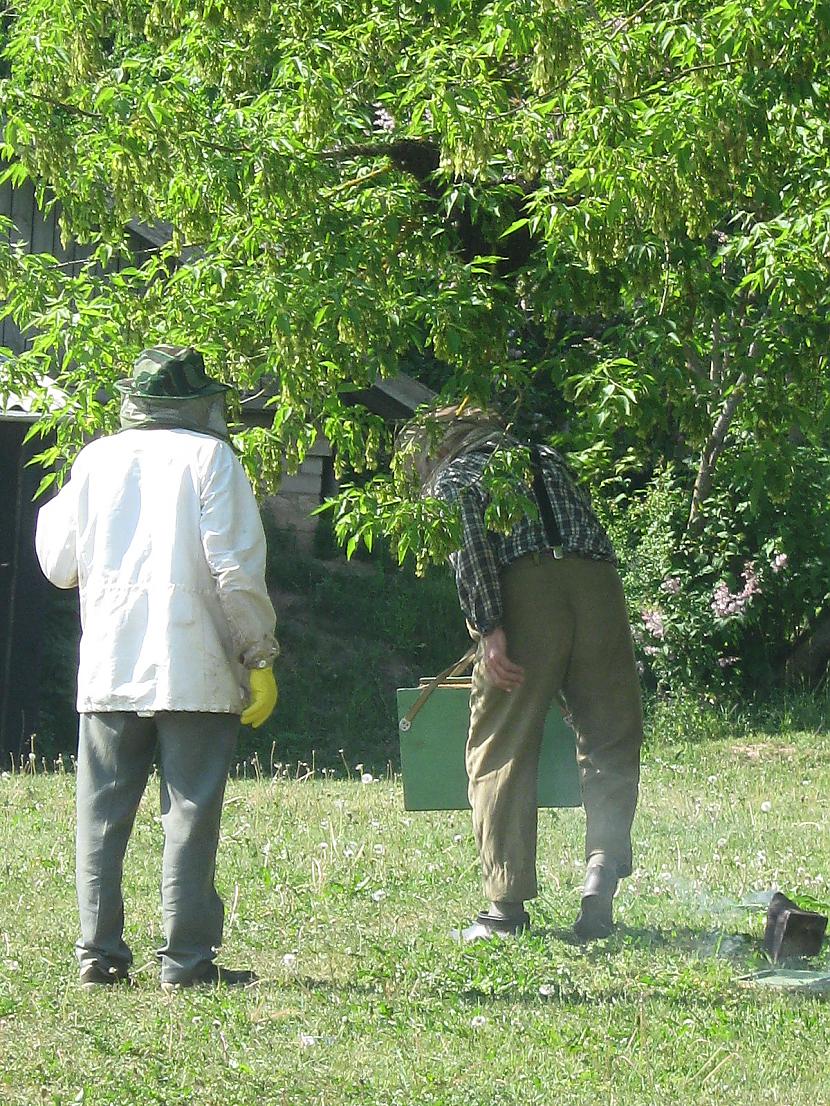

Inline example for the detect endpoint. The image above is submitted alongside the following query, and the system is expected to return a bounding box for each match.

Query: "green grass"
[1,721,830,1105]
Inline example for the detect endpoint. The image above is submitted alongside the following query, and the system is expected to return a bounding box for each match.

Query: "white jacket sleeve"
[34,476,80,589]
[200,446,279,668]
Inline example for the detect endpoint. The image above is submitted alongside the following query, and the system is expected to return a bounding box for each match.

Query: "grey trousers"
[466,554,643,902]
[75,711,238,982]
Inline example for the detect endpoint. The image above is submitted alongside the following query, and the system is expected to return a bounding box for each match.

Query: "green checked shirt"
[431,446,616,635]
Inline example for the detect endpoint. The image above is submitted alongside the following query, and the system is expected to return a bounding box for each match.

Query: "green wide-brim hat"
[115,345,231,400]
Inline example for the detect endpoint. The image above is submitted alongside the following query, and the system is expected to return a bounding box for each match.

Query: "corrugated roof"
[0,377,67,422]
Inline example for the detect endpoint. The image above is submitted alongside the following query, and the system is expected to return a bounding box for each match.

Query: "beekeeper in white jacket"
[35,345,279,992]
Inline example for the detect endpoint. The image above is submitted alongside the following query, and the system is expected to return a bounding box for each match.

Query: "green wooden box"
[396,677,582,811]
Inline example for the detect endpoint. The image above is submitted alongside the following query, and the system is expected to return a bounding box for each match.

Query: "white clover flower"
[371,889,387,903]
[453,833,463,844]
[282,953,298,969]
[361,773,374,784]
[760,800,772,813]
[373,844,385,856]
[470,1015,487,1029]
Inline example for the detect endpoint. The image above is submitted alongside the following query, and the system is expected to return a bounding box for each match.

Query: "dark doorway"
[0,419,47,762]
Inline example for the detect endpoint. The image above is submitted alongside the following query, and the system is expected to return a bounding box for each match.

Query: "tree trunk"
[784,610,830,687]
[687,371,746,534]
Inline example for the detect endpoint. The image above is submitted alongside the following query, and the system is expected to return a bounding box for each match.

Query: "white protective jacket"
[35,428,278,714]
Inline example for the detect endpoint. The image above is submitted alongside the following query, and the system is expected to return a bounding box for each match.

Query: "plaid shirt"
[431,446,616,635]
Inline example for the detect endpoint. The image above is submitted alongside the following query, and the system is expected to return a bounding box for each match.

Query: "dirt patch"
[730,742,799,761]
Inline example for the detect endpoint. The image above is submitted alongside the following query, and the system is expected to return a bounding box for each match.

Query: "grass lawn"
[1,722,829,1106]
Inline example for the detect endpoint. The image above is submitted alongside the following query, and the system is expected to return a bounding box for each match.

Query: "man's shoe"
[161,964,258,993]
[454,909,530,943]
[79,963,131,991]
[573,860,618,940]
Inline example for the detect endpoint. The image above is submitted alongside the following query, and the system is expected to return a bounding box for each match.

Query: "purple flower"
[642,609,665,639]
[771,551,788,573]
[373,105,396,132]
[711,561,762,619]
[742,561,761,597]
[660,577,682,596]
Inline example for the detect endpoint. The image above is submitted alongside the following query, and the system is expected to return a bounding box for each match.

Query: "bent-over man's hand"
[241,667,279,728]
[482,627,525,692]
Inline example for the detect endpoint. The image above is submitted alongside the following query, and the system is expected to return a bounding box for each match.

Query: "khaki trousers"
[466,554,643,902]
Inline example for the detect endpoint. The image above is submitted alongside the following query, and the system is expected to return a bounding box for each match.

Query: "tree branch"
[25,91,102,120]
[687,369,747,533]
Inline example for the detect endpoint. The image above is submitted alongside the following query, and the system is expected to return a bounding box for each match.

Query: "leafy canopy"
[0,0,828,584]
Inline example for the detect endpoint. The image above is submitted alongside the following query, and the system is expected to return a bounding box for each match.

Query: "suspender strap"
[530,446,564,558]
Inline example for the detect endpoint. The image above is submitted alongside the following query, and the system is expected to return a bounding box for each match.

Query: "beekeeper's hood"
[394,402,510,495]
[116,345,233,442]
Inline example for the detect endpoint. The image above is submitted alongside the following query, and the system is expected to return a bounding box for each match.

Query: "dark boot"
[573,858,618,940]
[161,964,258,992]
[455,909,530,943]
[79,962,132,991]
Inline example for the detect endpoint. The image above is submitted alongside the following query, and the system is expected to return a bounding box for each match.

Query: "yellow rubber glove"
[241,667,278,728]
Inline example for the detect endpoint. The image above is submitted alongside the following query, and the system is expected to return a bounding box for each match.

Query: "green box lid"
[397,681,581,811]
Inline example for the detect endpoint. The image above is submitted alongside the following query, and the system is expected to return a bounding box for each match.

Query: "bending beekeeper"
[35,345,279,991]
[395,404,643,941]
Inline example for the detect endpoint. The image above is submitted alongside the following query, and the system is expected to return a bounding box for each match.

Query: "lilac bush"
[594,446,830,692]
